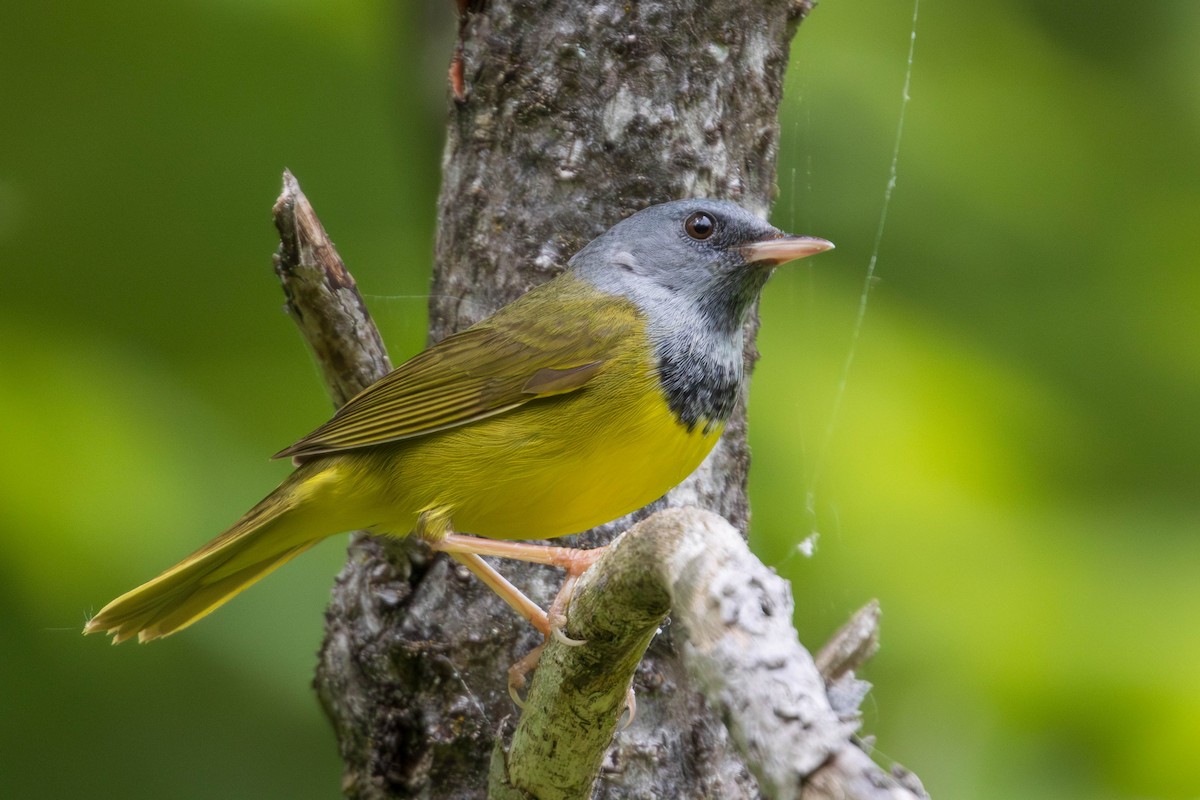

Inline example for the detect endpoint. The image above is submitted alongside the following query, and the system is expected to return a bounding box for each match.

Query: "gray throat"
[650,265,771,431]
[651,315,744,433]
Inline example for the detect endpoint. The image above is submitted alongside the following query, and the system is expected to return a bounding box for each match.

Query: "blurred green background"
[2,1,1196,797]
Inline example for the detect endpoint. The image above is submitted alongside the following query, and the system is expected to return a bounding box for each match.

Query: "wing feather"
[274,280,640,461]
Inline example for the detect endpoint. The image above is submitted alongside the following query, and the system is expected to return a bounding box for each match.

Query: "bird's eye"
[684,212,715,240]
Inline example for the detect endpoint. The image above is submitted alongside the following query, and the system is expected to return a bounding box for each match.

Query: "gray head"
[569,198,832,335]
[569,199,833,430]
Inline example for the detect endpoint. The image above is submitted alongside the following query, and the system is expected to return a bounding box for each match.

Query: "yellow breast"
[355,340,723,540]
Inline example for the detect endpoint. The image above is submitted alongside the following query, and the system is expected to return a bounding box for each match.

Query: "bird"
[84,198,833,645]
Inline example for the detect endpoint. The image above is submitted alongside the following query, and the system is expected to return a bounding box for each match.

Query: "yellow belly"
[338,364,723,540]
[443,392,720,538]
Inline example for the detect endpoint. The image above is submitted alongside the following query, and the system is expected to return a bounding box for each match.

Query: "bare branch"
[485,508,928,800]
[489,531,672,798]
[272,170,392,405]
[816,600,882,683]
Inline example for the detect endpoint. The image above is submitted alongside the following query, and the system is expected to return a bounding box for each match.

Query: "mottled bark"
[273,170,392,404]
[487,509,926,800]
[283,1,928,798]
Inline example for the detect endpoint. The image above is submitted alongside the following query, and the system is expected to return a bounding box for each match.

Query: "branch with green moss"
[486,507,928,800]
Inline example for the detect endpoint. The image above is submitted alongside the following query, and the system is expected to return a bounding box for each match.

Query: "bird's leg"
[436,533,607,574]
[417,513,612,700]
[440,540,637,719]
[434,533,607,645]
[416,508,553,636]
[505,642,545,708]
[546,573,586,646]
[445,551,552,637]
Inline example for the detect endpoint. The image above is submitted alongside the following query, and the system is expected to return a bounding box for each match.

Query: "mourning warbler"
[85,199,833,643]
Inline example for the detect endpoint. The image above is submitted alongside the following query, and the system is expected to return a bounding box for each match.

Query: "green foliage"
[753,2,1200,797]
[1,1,1195,797]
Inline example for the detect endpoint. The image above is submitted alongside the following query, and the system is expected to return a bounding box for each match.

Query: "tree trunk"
[299,2,919,798]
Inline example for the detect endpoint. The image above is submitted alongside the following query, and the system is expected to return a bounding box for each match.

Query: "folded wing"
[275,283,640,460]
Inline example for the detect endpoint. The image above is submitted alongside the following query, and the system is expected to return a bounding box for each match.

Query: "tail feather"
[85,468,343,643]
[139,542,315,639]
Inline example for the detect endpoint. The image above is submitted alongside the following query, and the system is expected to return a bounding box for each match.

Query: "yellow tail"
[85,465,349,643]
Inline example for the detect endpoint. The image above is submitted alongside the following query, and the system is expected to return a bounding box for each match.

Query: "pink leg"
[444,551,551,637]
[506,643,545,708]
[429,533,612,703]
[436,533,607,575]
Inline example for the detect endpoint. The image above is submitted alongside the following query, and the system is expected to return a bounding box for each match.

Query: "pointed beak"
[742,234,835,266]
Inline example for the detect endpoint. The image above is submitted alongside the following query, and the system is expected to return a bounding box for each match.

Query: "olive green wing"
[274,285,640,461]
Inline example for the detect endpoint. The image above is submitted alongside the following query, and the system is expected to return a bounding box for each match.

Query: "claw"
[619,685,637,730]
[507,642,545,708]
[545,572,589,647]
[551,624,587,647]
[508,681,526,709]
